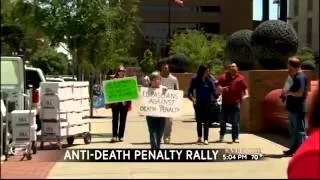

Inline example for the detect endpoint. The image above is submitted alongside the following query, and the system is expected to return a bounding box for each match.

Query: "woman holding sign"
[188,65,217,145]
[110,66,132,143]
[146,72,167,149]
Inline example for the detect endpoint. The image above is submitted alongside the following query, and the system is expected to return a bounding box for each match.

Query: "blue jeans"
[288,111,306,151]
[220,104,240,140]
[146,116,166,149]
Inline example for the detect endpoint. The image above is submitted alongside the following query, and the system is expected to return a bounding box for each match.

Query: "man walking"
[217,63,249,143]
[283,56,308,155]
[159,61,179,144]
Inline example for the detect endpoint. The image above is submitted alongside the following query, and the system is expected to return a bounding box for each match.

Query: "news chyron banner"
[61,149,264,162]
[138,87,184,118]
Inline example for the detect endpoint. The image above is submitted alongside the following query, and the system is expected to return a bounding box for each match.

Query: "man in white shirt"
[159,62,179,144]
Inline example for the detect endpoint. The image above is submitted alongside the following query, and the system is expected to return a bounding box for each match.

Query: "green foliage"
[297,47,316,70]
[297,47,314,62]
[29,47,68,75]
[170,30,226,74]
[37,0,141,76]
[139,49,155,74]
[251,20,298,70]
[225,30,254,70]
[1,0,47,58]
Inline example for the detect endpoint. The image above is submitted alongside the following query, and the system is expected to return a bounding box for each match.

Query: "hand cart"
[3,92,36,161]
[40,93,91,150]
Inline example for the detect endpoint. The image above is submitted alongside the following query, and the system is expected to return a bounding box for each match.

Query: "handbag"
[208,99,221,114]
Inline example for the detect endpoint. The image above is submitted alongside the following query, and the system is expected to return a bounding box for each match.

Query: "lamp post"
[273,0,288,21]
[168,0,172,39]
[165,0,172,56]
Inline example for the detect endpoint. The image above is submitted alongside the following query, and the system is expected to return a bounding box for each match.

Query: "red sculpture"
[263,89,288,131]
[263,80,318,132]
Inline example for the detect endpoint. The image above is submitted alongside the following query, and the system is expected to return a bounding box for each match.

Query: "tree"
[297,47,315,70]
[29,47,68,75]
[37,0,140,79]
[36,0,140,117]
[1,0,47,59]
[139,49,155,74]
[170,30,226,74]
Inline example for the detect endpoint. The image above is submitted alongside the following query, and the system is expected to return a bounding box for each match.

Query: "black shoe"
[283,149,295,156]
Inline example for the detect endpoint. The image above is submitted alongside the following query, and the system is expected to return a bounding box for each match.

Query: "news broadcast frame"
[3,0,320,179]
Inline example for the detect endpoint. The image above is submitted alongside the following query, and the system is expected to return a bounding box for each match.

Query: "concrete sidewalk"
[48,99,291,179]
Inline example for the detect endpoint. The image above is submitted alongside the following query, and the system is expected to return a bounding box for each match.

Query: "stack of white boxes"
[73,82,90,118]
[40,81,90,138]
[70,82,90,135]
[40,82,74,137]
[10,110,37,143]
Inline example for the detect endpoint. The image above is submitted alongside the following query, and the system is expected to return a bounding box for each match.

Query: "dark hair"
[308,85,320,131]
[157,58,169,71]
[288,56,301,68]
[196,65,209,80]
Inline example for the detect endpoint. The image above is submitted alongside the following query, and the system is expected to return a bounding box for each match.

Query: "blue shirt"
[286,72,308,112]
[188,76,216,104]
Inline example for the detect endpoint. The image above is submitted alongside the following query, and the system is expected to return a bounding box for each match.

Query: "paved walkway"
[1,99,291,179]
[50,99,291,179]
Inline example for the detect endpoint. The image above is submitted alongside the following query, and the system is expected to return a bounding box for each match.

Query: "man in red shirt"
[217,63,249,143]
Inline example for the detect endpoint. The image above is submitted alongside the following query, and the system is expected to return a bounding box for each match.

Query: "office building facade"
[288,0,319,53]
[136,0,253,56]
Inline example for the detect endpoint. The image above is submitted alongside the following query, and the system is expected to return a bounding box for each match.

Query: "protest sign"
[138,87,184,118]
[103,77,139,104]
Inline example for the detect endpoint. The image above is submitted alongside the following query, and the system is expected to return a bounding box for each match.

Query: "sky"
[253,0,278,20]
[57,0,279,57]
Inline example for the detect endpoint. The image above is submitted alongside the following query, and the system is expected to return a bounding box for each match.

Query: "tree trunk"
[89,73,96,118]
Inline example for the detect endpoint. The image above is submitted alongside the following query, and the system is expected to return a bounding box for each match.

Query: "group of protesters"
[107,59,250,148]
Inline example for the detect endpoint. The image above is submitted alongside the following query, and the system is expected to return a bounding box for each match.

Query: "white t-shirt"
[160,74,179,90]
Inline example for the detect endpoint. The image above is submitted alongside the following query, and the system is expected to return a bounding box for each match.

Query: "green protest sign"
[103,77,139,104]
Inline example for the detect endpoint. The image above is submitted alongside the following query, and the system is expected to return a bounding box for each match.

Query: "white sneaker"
[164,138,170,144]
[110,137,117,143]
[204,140,209,145]
[233,139,240,143]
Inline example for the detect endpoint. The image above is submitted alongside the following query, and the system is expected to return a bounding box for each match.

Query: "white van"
[1,57,46,131]
[0,56,25,111]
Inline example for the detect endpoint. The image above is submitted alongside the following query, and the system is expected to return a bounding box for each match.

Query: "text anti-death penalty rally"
[63,149,220,161]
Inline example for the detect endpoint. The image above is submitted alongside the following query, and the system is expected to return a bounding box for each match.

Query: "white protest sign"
[1,99,6,117]
[138,87,184,118]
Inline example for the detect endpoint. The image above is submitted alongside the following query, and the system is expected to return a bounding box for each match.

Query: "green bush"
[251,20,298,69]
[170,30,225,73]
[225,30,254,70]
[30,47,69,75]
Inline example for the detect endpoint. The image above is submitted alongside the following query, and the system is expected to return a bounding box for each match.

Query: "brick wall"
[172,73,194,96]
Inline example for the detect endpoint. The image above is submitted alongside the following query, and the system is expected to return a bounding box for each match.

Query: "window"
[200,6,220,13]
[0,60,20,87]
[307,18,312,46]
[293,22,298,34]
[307,0,313,11]
[199,23,220,34]
[142,5,194,12]
[294,0,299,16]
